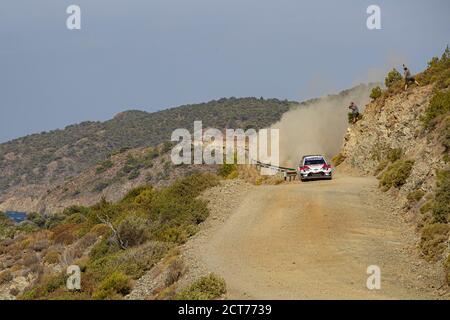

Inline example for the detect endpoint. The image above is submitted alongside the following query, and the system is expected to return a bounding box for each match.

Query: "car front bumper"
[298,171,332,180]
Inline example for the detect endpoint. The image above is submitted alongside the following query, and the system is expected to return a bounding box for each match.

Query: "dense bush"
[386,148,403,162]
[165,257,186,287]
[370,86,383,100]
[218,163,237,177]
[17,173,220,300]
[92,272,131,300]
[175,274,226,300]
[385,68,402,88]
[419,223,450,261]
[117,216,149,247]
[418,46,450,89]
[421,90,450,128]
[432,170,450,223]
[0,212,14,240]
[445,255,450,285]
[379,160,414,191]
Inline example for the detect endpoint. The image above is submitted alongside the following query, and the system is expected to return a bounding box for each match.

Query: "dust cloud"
[271,84,377,168]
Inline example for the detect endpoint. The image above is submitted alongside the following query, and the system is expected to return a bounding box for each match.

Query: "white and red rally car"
[298,155,332,181]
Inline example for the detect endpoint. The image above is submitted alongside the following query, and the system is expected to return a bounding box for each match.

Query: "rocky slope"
[341,84,446,202]
[338,61,450,288]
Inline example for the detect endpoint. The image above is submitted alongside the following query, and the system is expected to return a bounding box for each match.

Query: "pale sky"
[1,0,449,142]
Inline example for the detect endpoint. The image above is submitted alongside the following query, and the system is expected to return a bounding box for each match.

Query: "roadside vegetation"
[419,170,450,278]
[175,274,226,300]
[379,159,414,191]
[218,162,283,185]
[0,173,224,299]
[331,153,346,167]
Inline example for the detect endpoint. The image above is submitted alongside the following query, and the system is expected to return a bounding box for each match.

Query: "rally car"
[297,155,332,181]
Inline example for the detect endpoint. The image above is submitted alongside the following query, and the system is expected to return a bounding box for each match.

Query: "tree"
[441,45,450,61]
[385,68,402,88]
[370,86,382,100]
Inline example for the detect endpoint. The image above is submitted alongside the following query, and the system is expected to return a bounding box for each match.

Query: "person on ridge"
[403,64,420,90]
[348,102,359,124]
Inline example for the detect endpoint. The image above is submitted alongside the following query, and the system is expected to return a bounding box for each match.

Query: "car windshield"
[304,158,325,166]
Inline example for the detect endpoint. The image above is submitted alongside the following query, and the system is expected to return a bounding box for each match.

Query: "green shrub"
[370,86,382,100]
[445,254,450,285]
[164,173,219,200]
[175,274,226,300]
[93,271,131,300]
[117,216,149,247]
[420,200,434,214]
[218,163,237,177]
[442,116,450,156]
[418,46,450,89]
[374,160,389,176]
[120,186,151,204]
[44,250,60,264]
[115,241,171,279]
[419,223,450,261]
[165,257,186,286]
[89,238,116,261]
[155,225,198,244]
[133,188,156,208]
[421,90,450,128]
[385,68,402,88]
[432,169,450,223]
[379,159,414,191]
[0,212,15,240]
[20,273,67,299]
[386,148,403,162]
[147,148,160,160]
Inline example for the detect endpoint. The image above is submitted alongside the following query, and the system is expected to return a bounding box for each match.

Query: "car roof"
[301,155,327,164]
[302,155,325,159]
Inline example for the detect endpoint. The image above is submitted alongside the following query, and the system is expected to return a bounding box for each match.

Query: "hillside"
[336,47,450,285]
[0,97,294,196]
[0,85,376,214]
[0,143,217,214]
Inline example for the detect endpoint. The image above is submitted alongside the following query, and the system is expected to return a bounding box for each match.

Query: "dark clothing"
[404,68,416,83]
[404,68,412,79]
[349,104,359,114]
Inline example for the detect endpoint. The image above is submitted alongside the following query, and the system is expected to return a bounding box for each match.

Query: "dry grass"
[236,165,284,185]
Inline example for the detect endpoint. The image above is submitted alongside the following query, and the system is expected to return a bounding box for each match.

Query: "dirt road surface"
[187,173,443,299]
